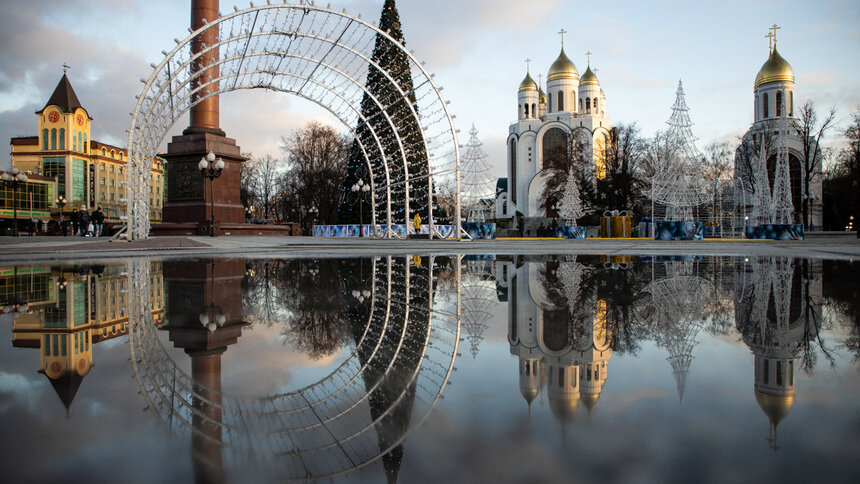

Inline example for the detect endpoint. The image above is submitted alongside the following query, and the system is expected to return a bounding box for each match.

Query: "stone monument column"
[159,0,247,234]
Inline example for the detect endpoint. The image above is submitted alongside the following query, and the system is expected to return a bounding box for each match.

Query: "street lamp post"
[198,152,225,237]
[2,167,28,237]
[55,195,66,236]
[308,205,319,235]
[351,179,370,237]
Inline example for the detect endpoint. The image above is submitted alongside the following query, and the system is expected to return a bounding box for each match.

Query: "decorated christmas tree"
[460,124,495,221]
[559,167,585,225]
[337,0,433,225]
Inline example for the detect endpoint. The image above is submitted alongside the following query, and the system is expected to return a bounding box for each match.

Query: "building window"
[119,167,123,174]
[83,133,87,153]
[531,103,536,117]
[593,97,598,114]
[101,148,106,156]
[762,92,769,118]
[557,91,564,112]
[51,129,57,150]
[509,139,517,203]
[109,165,114,173]
[524,103,529,118]
[42,156,66,197]
[42,129,49,149]
[789,91,794,116]
[547,93,552,113]
[586,98,591,114]
[776,91,783,117]
[110,151,115,159]
[72,158,86,203]
[763,359,769,385]
[558,367,565,387]
[58,128,65,150]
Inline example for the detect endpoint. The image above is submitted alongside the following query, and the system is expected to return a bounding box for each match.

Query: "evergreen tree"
[337,0,432,225]
[559,167,585,225]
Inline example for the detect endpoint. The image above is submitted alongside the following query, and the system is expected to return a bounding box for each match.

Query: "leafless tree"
[276,121,350,231]
[734,121,777,198]
[791,100,836,228]
[243,154,282,219]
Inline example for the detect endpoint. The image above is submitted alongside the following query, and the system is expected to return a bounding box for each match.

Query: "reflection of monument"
[129,255,459,481]
[501,257,613,421]
[162,258,246,483]
[6,264,164,412]
[735,257,822,450]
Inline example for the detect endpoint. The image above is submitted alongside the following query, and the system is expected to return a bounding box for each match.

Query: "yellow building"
[8,73,165,227]
[5,263,164,411]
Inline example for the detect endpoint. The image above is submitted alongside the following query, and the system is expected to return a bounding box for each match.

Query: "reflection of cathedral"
[4,263,164,412]
[500,33,612,222]
[735,257,822,450]
[500,257,613,421]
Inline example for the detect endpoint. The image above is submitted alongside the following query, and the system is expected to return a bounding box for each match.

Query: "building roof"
[38,74,84,114]
[10,136,38,146]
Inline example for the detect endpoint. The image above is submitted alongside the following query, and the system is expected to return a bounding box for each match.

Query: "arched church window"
[776,91,783,117]
[102,148,106,156]
[776,360,783,386]
[509,139,517,203]
[593,98,598,114]
[763,359,769,384]
[579,99,583,113]
[542,127,569,171]
[755,95,759,119]
[59,128,65,150]
[42,129,48,150]
[789,91,794,116]
[586,98,591,114]
[524,103,529,118]
[547,93,552,113]
[558,367,565,387]
[51,129,57,150]
[525,362,530,376]
[762,92,769,118]
[532,103,536,118]
[557,91,564,112]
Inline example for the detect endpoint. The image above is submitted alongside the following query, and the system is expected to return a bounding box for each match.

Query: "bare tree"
[734,121,777,201]
[791,100,836,228]
[700,141,735,225]
[244,154,282,219]
[601,123,649,216]
[277,121,350,232]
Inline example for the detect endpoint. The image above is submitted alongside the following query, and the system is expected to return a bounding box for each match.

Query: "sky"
[1,0,858,179]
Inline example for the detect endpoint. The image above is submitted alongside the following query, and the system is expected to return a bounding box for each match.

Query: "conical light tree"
[559,167,585,226]
[336,0,434,225]
[461,124,495,222]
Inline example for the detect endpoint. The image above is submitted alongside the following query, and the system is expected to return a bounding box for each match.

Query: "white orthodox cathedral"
[498,35,612,223]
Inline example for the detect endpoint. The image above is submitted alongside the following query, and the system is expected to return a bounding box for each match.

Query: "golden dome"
[549,394,580,421]
[580,66,599,86]
[520,386,539,403]
[539,88,547,104]
[519,72,538,92]
[755,46,795,89]
[547,48,579,82]
[581,392,600,410]
[755,389,795,425]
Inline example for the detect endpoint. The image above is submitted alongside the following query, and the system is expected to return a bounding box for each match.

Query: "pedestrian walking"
[78,205,89,237]
[93,207,105,237]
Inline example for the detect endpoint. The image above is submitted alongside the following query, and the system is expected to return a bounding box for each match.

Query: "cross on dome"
[585,51,593,66]
[769,24,781,46]
[525,58,532,72]
[558,28,567,47]
[765,31,775,52]
[62,63,71,74]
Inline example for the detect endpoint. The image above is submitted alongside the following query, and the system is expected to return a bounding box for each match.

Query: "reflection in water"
[4,263,164,413]
[2,255,856,481]
[494,255,835,448]
[127,256,460,482]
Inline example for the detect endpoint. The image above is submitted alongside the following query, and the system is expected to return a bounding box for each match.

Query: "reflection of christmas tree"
[461,259,495,358]
[556,255,584,315]
[461,124,495,222]
[559,168,584,226]
[643,262,713,401]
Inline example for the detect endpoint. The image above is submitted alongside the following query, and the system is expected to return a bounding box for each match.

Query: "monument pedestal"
[152,132,294,236]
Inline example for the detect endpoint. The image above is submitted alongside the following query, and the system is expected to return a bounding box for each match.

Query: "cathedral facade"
[734,42,823,228]
[499,41,612,223]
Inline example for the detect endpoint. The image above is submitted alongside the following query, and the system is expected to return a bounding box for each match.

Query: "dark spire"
[46,372,85,413]
[39,73,84,114]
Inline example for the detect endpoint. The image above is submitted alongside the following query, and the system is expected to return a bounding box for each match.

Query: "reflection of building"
[501,257,613,421]
[735,257,822,450]
[500,37,612,224]
[8,72,165,226]
[5,263,164,412]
